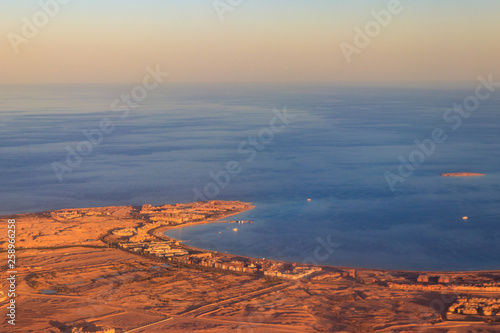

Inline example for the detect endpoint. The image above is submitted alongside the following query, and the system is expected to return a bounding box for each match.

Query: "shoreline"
[3,201,498,275]
[153,205,499,275]
[156,204,255,233]
[4,201,499,330]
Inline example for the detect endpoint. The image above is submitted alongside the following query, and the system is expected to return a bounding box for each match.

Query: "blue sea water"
[1,83,499,271]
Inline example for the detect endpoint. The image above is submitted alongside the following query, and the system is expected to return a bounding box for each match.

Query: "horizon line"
[0,80,483,85]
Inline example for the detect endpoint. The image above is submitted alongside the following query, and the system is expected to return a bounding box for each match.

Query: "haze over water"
[2,83,499,271]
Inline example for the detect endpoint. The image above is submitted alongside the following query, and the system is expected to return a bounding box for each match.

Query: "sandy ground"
[1,202,499,332]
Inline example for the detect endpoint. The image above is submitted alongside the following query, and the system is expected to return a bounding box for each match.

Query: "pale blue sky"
[2,0,499,83]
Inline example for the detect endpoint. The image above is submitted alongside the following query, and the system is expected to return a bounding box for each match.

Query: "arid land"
[1,201,499,333]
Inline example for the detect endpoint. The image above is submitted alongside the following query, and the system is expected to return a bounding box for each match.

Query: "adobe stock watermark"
[6,219,17,326]
[7,0,72,54]
[213,0,243,21]
[340,0,411,64]
[51,65,168,182]
[385,74,500,192]
[302,235,341,267]
[235,234,340,333]
[193,107,295,202]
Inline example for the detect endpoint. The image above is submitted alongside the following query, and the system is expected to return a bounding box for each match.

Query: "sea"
[1,82,499,271]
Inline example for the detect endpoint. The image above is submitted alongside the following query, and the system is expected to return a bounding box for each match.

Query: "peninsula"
[1,201,499,332]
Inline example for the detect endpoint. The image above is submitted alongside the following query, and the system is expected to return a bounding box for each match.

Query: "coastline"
[3,201,499,331]
[152,203,258,258]
[154,203,255,235]
[153,205,499,275]
[1,201,498,275]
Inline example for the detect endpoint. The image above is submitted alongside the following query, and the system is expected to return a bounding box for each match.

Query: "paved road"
[123,281,305,332]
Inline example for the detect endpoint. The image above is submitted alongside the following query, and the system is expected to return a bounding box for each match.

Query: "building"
[417,275,429,283]
[438,275,451,284]
[65,322,115,333]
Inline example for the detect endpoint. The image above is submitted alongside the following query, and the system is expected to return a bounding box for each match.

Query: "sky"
[1,0,499,83]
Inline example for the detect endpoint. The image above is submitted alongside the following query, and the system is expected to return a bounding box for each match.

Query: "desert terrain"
[1,201,499,332]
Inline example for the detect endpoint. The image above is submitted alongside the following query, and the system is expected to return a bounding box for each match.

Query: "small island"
[442,172,485,177]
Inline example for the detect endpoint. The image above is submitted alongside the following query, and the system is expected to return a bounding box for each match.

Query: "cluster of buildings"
[386,274,500,292]
[263,264,322,280]
[118,236,324,280]
[53,201,249,225]
[51,210,84,220]
[140,203,201,224]
[388,281,500,292]
[112,228,135,237]
[388,282,500,292]
[51,209,111,220]
[172,253,322,280]
[65,322,114,333]
[448,297,500,317]
[312,270,357,280]
[114,201,324,281]
[119,241,188,258]
[139,201,252,225]
[417,275,451,283]
[451,284,500,292]
[113,201,251,244]
[112,220,164,243]
[175,253,259,273]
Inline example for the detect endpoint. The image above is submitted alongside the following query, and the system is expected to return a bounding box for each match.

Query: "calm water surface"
[1,83,499,270]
